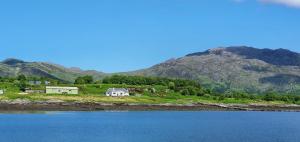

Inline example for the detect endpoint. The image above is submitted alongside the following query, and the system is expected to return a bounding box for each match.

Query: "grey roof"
[46,86,78,90]
[106,88,129,93]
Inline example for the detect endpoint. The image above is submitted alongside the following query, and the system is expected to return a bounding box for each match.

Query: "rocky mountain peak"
[208,47,227,55]
[186,46,300,66]
[134,46,300,93]
[2,58,25,65]
[225,46,300,66]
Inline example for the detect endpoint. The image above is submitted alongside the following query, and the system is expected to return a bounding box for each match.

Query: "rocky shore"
[1,99,300,112]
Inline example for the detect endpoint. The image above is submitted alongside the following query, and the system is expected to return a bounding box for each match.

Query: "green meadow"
[1,75,300,106]
[0,83,297,105]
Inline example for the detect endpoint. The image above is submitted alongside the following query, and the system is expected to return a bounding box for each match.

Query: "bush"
[263,92,279,101]
[17,81,28,92]
[168,82,176,90]
[181,89,190,96]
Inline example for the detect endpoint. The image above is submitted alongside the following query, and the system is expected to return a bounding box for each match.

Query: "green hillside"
[0,58,106,83]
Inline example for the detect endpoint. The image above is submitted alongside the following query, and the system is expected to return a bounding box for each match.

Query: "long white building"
[46,86,79,95]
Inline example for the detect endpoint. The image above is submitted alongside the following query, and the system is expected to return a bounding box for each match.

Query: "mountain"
[131,46,300,93]
[0,58,106,82]
[2,46,300,93]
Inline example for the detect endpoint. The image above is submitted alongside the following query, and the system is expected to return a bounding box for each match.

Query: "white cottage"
[106,88,129,97]
[0,90,3,95]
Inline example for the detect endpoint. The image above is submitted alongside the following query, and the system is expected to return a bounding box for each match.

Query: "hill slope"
[2,46,300,93]
[131,46,300,93]
[0,58,106,82]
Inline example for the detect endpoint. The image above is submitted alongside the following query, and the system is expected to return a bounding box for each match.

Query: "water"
[0,111,299,142]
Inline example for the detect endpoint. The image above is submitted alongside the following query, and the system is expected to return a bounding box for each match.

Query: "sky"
[0,0,300,73]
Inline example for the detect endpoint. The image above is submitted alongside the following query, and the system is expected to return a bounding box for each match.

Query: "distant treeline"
[102,75,300,104]
[0,75,60,84]
[216,90,300,104]
[102,75,210,96]
[0,75,60,91]
[102,75,199,87]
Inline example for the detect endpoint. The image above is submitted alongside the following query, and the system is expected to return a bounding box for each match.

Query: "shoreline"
[1,101,300,112]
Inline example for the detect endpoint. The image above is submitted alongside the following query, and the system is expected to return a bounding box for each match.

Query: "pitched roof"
[106,88,129,93]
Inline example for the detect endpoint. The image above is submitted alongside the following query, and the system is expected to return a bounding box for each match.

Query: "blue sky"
[0,0,299,73]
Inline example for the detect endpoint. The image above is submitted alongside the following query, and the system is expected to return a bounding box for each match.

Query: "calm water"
[0,111,300,142]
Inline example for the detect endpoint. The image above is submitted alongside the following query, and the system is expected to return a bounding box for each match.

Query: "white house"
[0,90,3,95]
[106,88,129,97]
[46,86,79,95]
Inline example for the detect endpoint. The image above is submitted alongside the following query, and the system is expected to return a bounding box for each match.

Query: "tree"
[196,89,205,96]
[181,89,190,96]
[83,76,94,84]
[75,76,94,84]
[218,95,226,101]
[168,82,176,90]
[186,86,197,96]
[263,92,278,101]
[17,74,26,81]
[75,77,85,84]
[18,81,28,92]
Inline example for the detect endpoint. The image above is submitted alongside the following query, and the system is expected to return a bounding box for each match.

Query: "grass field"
[0,92,291,105]
[0,83,298,105]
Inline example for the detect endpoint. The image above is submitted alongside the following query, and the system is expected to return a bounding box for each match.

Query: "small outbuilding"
[106,88,129,97]
[29,81,42,85]
[45,81,51,85]
[29,80,51,85]
[0,90,4,95]
[46,86,79,95]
